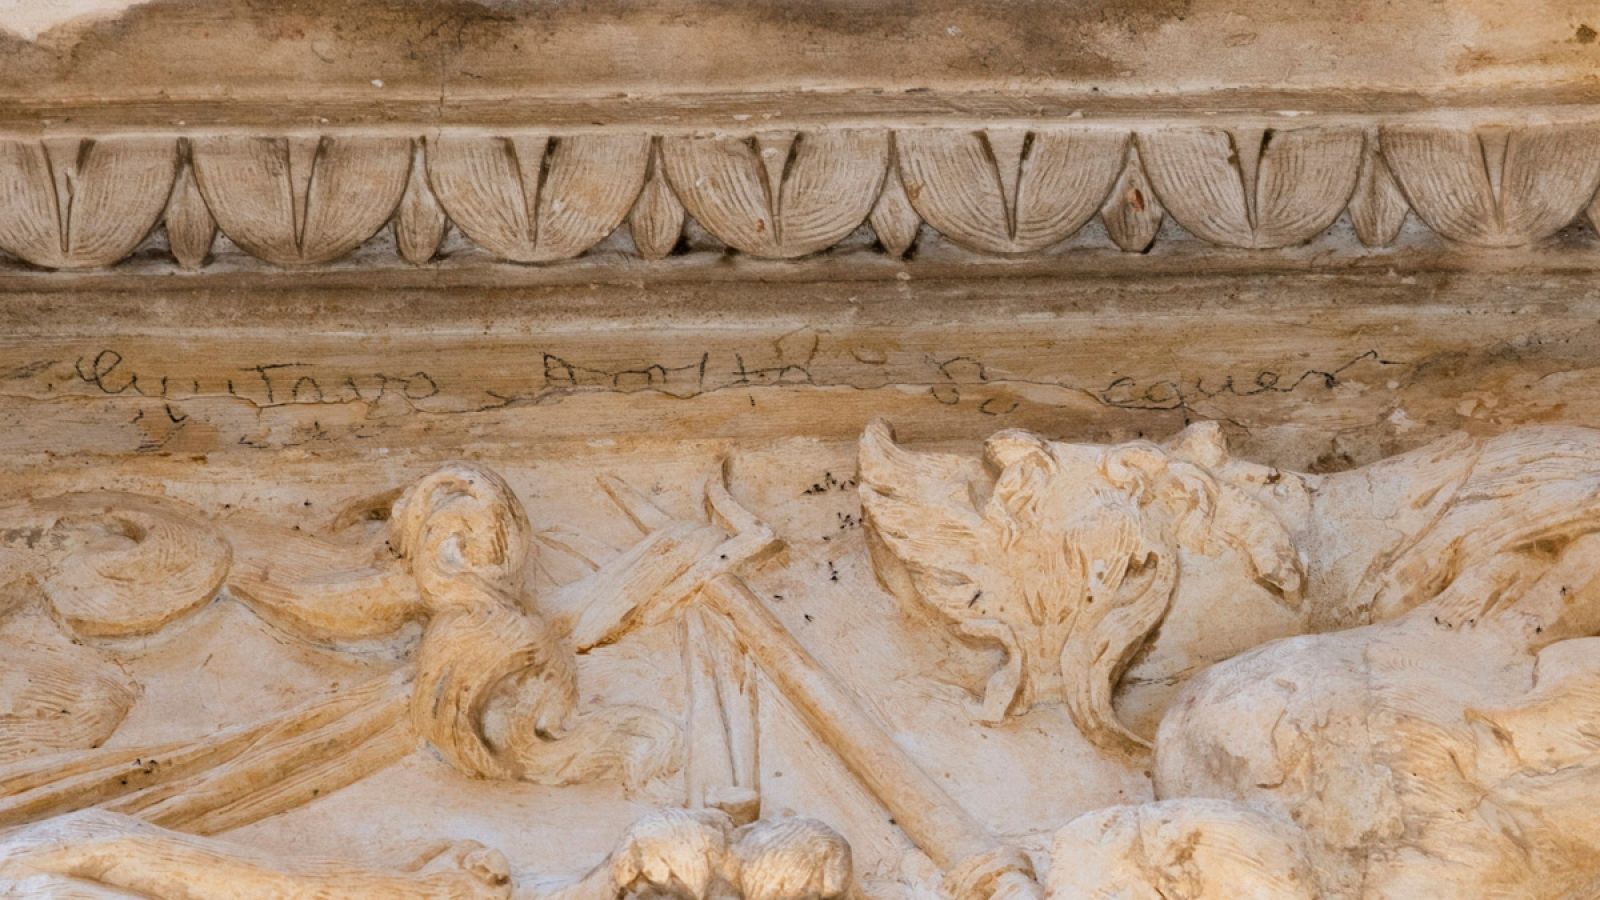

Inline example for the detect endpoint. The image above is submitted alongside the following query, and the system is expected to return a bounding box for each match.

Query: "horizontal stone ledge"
[1,221,1597,293]
[5,88,1600,129]
[0,288,1588,474]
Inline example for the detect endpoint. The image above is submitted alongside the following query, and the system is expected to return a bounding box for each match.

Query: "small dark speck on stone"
[1578,24,1597,43]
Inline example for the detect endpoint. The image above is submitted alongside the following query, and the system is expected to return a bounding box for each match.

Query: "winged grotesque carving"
[867,420,1600,897]
[858,418,1301,752]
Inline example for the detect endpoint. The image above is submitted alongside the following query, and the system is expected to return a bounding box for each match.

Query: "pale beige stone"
[3,2,1600,897]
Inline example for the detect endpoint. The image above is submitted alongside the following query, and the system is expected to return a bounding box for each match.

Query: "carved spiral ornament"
[0,120,1597,269]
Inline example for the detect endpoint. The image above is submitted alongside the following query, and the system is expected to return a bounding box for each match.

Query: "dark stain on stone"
[0,0,1213,94]
[1577,24,1597,45]
[1307,448,1358,475]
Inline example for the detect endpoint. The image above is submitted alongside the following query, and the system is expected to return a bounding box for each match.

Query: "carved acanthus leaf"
[0,136,177,269]
[661,130,889,258]
[895,127,1126,254]
[190,135,411,265]
[427,133,651,263]
[1137,127,1363,248]
[1380,122,1600,246]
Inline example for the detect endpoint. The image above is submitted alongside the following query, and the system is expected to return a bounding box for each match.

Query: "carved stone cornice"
[3,108,1599,272]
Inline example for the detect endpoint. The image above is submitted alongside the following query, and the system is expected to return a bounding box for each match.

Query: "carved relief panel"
[6,420,1600,898]
[5,1,1600,897]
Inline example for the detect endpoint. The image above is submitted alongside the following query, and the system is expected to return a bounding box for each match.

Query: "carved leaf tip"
[0,136,178,269]
[661,129,889,259]
[1380,122,1600,247]
[191,134,412,266]
[395,139,447,265]
[166,150,216,269]
[428,132,651,264]
[629,141,686,261]
[869,160,921,257]
[1138,127,1362,249]
[1100,142,1164,253]
[1347,136,1409,248]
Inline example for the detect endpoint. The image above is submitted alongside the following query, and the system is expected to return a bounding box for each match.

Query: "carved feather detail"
[0,631,137,765]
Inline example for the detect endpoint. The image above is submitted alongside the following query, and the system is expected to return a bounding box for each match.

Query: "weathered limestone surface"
[4,2,1600,898]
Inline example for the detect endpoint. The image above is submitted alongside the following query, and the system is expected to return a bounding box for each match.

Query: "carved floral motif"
[1,119,1597,270]
[188,135,411,266]
[1379,122,1600,247]
[0,136,177,268]
[425,133,652,263]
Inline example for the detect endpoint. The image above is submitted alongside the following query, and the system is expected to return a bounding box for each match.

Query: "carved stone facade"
[4,2,1600,898]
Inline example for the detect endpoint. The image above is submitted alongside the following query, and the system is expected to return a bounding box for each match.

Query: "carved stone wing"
[857,419,995,623]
